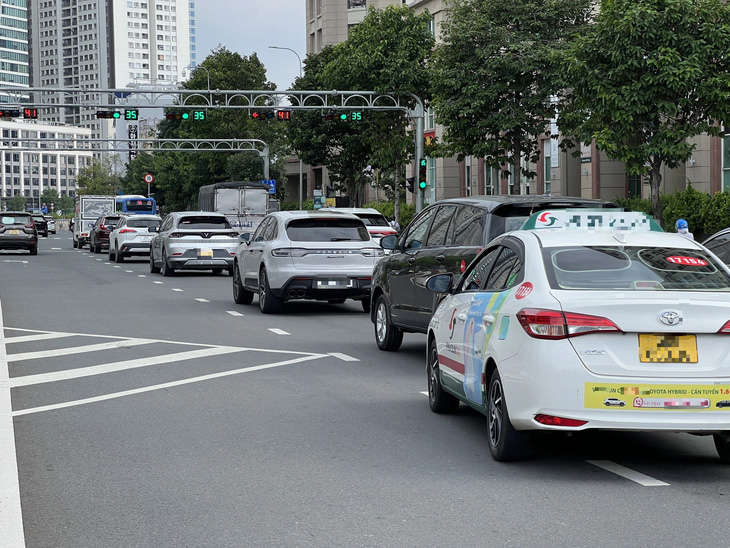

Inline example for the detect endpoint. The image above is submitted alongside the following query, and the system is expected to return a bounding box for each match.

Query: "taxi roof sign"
[521,209,663,232]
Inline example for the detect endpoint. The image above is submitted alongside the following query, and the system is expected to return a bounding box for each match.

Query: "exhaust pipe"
[297,290,305,298]
[364,288,371,297]
[288,289,297,298]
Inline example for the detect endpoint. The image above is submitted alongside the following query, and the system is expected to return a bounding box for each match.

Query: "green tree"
[431,0,592,184]
[8,194,26,211]
[76,156,124,195]
[40,188,59,213]
[558,0,730,226]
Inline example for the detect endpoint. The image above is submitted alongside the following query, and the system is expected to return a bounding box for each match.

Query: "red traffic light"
[252,110,274,120]
[0,109,20,118]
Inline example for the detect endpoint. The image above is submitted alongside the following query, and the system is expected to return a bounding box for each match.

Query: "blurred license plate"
[316,279,351,288]
[639,333,697,363]
[199,248,213,257]
[9,230,20,235]
[138,235,151,241]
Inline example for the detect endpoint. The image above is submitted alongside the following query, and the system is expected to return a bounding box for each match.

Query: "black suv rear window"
[2,214,31,225]
[178,216,231,229]
[286,218,370,242]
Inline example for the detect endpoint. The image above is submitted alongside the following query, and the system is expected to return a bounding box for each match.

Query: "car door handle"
[456,313,467,323]
[482,314,495,326]
[435,254,445,262]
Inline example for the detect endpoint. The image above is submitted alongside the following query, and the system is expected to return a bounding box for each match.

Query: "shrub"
[365,201,416,229]
[701,192,730,237]
[661,183,708,234]
[613,197,652,216]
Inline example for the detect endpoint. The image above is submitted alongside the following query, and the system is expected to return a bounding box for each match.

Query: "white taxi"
[426,209,730,462]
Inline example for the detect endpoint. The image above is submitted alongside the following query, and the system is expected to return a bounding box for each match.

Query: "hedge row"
[614,186,730,241]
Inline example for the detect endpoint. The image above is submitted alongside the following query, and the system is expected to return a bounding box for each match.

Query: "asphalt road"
[1,233,730,548]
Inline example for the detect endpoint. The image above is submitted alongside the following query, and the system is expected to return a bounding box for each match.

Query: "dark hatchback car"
[89,214,122,253]
[31,214,48,237]
[370,195,619,351]
[702,228,730,266]
[0,211,38,254]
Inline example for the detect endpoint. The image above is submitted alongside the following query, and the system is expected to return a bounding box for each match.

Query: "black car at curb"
[370,195,619,351]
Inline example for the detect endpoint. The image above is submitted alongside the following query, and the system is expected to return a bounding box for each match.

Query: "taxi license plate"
[199,248,213,257]
[639,333,697,363]
[9,230,20,235]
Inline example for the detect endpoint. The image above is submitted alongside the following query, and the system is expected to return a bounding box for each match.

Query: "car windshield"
[128,219,161,228]
[2,215,31,225]
[544,245,730,291]
[178,216,231,229]
[286,218,370,241]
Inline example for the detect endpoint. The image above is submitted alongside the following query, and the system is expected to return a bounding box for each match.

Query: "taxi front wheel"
[428,339,459,413]
[374,295,403,351]
[714,433,730,463]
[487,369,529,462]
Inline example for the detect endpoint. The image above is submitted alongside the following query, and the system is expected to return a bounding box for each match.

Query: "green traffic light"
[112,112,120,119]
[339,113,348,121]
[182,112,190,120]
[419,181,427,189]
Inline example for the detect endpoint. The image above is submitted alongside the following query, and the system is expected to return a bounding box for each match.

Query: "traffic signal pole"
[412,101,425,214]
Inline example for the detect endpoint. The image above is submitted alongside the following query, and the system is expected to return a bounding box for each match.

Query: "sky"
[193,0,307,90]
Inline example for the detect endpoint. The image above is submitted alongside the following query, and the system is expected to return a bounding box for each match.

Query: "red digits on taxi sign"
[666,256,708,266]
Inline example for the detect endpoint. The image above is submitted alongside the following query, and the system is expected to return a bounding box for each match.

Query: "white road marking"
[153,281,164,284]
[226,311,244,316]
[96,259,102,261]
[138,275,147,278]
[4,332,74,344]
[0,309,27,547]
[104,262,111,265]
[587,460,669,486]
[7,338,152,362]
[2,260,27,264]
[420,391,428,396]
[195,298,209,303]
[113,265,121,268]
[51,247,61,250]
[125,270,133,273]
[10,346,245,388]
[172,288,183,292]
[329,352,359,362]
[13,353,327,416]
[268,328,290,335]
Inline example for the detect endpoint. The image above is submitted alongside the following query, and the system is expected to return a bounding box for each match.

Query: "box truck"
[73,195,116,249]
[198,181,277,233]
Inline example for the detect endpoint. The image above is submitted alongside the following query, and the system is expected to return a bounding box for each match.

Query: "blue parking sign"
[260,179,276,194]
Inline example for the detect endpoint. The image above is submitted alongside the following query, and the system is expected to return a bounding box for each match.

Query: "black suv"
[89,214,122,253]
[370,195,618,351]
[31,214,48,237]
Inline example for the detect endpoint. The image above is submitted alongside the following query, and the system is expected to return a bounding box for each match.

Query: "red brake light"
[534,414,588,427]
[717,321,730,334]
[25,223,34,229]
[517,308,621,340]
[119,228,137,234]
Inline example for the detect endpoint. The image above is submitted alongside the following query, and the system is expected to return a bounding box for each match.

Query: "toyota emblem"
[659,310,681,326]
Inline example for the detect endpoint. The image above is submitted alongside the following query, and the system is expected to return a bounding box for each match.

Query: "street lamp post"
[182,64,210,91]
[268,46,304,208]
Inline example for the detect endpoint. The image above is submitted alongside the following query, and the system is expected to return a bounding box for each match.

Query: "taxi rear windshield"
[544,246,730,291]
[286,219,370,242]
[357,214,389,227]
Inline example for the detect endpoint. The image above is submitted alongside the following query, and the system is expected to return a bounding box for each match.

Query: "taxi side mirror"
[239,232,251,244]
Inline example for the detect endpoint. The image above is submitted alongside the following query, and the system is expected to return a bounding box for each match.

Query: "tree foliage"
[557,0,730,226]
[8,194,26,211]
[76,156,124,195]
[431,0,592,182]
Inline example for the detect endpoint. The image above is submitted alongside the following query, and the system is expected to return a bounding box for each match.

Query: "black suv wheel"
[374,294,403,351]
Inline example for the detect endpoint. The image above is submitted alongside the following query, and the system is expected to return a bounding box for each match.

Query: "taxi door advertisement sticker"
[463,291,508,404]
[585,383,730,410]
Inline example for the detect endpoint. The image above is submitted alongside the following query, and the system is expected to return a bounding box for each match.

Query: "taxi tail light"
[516,308,621,340]
[119,228,137,234]
[534,414,588,427]
[717,321,730,334]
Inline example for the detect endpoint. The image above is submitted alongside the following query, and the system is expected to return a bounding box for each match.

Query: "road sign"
[260,179,276,194]
[144,173,155,184]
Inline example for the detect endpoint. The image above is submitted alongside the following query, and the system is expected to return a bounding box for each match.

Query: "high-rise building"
[0,0,29,104]
[27,0,192,134]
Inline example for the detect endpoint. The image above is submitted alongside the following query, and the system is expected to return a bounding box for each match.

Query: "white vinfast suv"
[232,210,384,313]
[426,209,730,463]
[108,214,162,262]
[149,211,240,276]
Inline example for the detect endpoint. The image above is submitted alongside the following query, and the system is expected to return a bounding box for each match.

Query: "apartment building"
[0,0,29,104]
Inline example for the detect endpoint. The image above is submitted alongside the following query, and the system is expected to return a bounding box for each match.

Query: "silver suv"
[232,210,384,313]
[149,211,240,276]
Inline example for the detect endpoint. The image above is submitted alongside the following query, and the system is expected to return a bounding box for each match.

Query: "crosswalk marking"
[3,332,75,344]
[329,352,359,362]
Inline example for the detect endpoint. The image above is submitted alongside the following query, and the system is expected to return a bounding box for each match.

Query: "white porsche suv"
[232,210,384,313]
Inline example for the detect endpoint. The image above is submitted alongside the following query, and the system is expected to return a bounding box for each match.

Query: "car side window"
[453,206,486,246]
[426,205,457,246]
[704,234,730,263]
[252,218,271,242]
[261,218,277,241]
[485,246,523,290]
[160,216,173,232]
[403,207,436,250]
[461,248,500,291]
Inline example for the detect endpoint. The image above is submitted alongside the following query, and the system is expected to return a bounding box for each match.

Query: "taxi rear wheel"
[713,433,730,463]
[428,339,459,413]
[375,295,403,351]
[487,368,529,461]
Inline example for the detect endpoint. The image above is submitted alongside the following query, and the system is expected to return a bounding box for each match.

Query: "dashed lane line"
[587,460,670,486]
[153,281,164,284]
[195,298,209,303]
[268,328,290,335]
[226,311,244,317]
[172,288,183,292]
[329,353,359,362]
